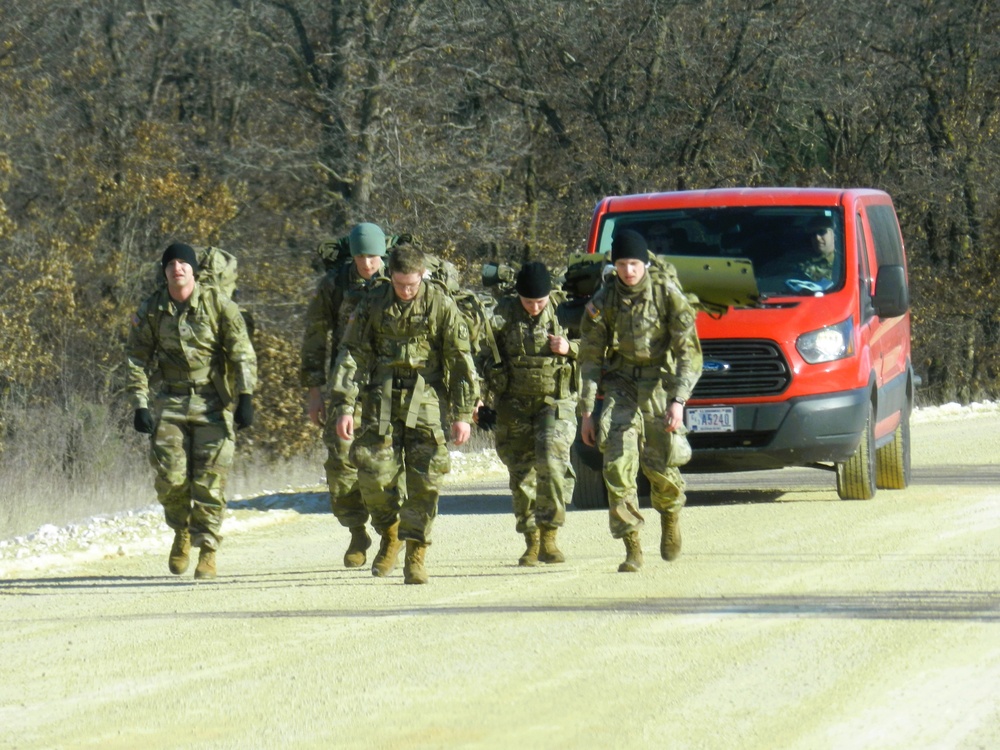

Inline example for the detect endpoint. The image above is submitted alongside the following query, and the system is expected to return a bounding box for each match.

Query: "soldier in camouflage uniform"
[762,214,838,288]
[300,223,391,569]
[579,230,702,573]
[479,262,577,566]
[127,243,257,579]
[330,245,479,584]
[799,214,837,282]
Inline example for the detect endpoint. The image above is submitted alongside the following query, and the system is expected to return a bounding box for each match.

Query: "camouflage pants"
[495,394,576,533]
[598,376,687,539]
[322,402,367,529]
[350,384,451,544]
[149,391,235,550]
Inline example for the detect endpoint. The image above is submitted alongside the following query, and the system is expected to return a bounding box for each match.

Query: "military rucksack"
[191,245,255,338]
[194,245,239,299]
[562,253,613,300]
[418,258,500,367]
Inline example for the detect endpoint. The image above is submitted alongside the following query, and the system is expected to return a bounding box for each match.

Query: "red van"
[570,187,913,506]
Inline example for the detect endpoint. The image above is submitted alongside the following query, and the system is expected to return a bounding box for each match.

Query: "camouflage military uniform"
[126,283,257,550]
[579,268,702,539]
[329,279,479,545]
[762,252,835,289]
[485,294,577,536]
[300,261,389,529]
[799,254,834,283]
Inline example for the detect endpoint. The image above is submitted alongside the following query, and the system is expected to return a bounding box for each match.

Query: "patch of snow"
[911,400,999,423]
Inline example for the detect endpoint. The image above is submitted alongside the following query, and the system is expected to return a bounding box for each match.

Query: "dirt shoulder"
[2,414,999,749]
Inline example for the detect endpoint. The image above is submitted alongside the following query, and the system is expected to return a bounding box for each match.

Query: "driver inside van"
[761,215,839,292]
[802,215,837,279]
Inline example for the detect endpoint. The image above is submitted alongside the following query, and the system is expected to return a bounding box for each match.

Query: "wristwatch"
[671,397,687,406]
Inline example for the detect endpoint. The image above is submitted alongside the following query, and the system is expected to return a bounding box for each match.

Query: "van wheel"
[836,401,877,500]
[875,401,911,490]
[570,441,609,509]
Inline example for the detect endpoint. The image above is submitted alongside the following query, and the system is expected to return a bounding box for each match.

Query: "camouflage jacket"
[481,293,578,401]
[329,280,480,423]
[578,270,702,414]
[126,283,257,410]
[762,252,835,285]
[299,260,389,388]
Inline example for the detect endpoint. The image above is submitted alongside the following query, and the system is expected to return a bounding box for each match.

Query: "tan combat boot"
[194,547,217,580]
[538,527,565,564]
[371,522,403,577]
[618,531,643,573]
[168,528,191,575]
[344,526,372,568]
[403,540,429,585]
[518,530,540,567]
[660,511,682,561]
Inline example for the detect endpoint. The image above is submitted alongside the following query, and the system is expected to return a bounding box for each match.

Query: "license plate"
[686,407,734,433]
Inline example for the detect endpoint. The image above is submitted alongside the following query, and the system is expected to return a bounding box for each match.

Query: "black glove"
[133,408,155,435]
[476,405,498,431]
[234,394,254,430]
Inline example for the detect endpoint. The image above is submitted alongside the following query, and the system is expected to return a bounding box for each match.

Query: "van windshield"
[599,207,844,297]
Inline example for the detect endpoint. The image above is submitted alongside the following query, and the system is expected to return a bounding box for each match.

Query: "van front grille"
[692,340,790,398]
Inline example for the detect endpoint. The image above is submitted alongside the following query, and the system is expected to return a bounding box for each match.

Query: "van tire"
[571,441,609,509]
[836,402,877,500]
[875,402,911,490]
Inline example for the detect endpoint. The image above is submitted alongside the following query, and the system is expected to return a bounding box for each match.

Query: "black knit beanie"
[610,229,648,263]
[515,261,552,298]
[161,242,199,273]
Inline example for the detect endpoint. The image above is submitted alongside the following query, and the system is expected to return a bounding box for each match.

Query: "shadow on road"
[4,578,997,622]
[229,491,329,514]
[225,462,1000,519]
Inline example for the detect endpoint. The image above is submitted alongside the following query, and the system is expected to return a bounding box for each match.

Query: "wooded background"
[1,0,998,467]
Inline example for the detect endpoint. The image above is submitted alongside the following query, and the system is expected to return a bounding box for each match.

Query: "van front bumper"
[684,387,870,473]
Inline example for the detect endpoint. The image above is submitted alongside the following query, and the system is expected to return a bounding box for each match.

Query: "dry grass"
[0,400,327,539]
[0,398,499,540]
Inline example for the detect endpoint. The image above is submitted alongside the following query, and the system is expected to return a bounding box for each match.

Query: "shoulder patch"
[130,313,141,327]
[585,301,601,321]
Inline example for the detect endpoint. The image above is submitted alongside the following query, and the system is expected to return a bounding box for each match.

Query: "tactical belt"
[160,379,217,396]
[161,367,212,383]
[615,364,664,381]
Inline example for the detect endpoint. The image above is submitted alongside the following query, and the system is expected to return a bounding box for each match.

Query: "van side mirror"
[872,264,909,318]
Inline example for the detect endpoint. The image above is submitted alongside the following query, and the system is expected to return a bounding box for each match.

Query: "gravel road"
[2,411,999,750]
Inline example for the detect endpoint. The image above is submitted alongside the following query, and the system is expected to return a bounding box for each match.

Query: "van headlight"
[796,318,854,364]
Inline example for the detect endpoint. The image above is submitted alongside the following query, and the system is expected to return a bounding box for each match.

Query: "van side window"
[857,212,875,320]
[868,205,905,267]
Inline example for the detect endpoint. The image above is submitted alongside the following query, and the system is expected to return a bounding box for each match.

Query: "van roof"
[596,187,891,212]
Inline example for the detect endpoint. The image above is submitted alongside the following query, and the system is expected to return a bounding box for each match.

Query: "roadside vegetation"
[1,1,998,536]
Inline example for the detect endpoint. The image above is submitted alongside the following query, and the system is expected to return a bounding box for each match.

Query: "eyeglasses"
[391,280,422,293]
